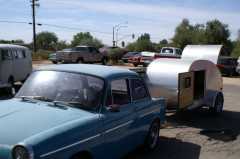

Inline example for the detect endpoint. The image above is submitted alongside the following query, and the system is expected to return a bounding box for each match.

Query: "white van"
[0,44,32,94]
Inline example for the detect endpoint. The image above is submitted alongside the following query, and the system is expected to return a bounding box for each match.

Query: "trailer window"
[184,77,191,88]
[131,79,149,101]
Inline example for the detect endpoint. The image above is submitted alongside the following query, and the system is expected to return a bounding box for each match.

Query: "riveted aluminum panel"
[182,45,223,64]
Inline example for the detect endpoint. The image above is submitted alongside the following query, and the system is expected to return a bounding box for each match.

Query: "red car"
[128,53,143,67]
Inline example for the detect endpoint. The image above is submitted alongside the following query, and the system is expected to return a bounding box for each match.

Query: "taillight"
[217,64,224,68]
[154,54,159,59]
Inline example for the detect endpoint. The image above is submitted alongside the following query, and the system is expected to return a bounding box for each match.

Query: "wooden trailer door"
[178,72,194,109]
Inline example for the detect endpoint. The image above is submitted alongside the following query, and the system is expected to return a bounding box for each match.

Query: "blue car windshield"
[16,71,104,110]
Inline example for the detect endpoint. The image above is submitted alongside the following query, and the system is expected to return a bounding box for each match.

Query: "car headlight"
[12,145,33,159]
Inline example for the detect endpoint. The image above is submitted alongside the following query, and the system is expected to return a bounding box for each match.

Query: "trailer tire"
[144,120,160,151]
[210,93,224,115]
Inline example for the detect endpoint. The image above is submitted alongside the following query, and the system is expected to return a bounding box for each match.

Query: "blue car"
[0,64,165,159]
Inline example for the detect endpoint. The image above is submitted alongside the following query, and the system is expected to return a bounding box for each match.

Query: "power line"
[0,20,163,41]
[0,19,112,36]
[0,20,28,24]
[41,23,112,35]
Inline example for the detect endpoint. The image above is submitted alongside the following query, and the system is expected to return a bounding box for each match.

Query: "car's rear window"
[161,48,174,54]
[75,47,89,52]
[219,58,238,65]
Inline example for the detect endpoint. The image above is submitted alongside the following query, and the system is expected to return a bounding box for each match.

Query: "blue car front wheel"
[144,120,160,151]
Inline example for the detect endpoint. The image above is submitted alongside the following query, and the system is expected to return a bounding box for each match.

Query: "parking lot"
[0,60,235,159]
[125,77,240,159]
[30,61,240,159]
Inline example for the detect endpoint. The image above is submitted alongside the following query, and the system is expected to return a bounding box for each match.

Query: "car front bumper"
[0,145,12,159]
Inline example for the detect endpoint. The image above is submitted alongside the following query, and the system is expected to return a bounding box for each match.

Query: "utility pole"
[112,27,115,47]
[30,0,39,53]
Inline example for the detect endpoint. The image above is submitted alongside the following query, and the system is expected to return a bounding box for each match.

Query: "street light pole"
[116,26,128,47]
[112,21,128,47]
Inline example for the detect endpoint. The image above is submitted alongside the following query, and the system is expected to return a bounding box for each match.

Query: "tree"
[172,19,194,49]
[126,33,154,52]
[135,33,154,51]
[0,39,25,44]
[231,32,240,58]
[231,41,240,58]
[191,24,207,44]
[205,19,230,45]
[71,32,103,48]
[237,29,240,41]
[55,40,69,50]
[172,19,232,52]
[159,39,168,45]
[36,31,58,50]
[126,42,137,52]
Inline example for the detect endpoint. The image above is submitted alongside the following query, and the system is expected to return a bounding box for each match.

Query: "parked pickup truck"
[0,64,165,159]
[52,46,107,65]
[141,47,182,67]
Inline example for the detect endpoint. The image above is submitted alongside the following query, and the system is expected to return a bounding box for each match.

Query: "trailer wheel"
[210,93,224,114]
[144,120,160,151]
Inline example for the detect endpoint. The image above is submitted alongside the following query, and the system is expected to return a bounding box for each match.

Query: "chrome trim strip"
[139,108,159,118]
[40,120,134,158]
[105,120,133,134]
[0,144,11,149]
[40,134,101,158]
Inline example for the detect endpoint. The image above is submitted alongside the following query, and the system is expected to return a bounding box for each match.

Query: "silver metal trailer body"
[146,45,224,111]
[181,45,223,64]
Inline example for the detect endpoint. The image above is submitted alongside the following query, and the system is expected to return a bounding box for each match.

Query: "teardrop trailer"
[132,45,224,113]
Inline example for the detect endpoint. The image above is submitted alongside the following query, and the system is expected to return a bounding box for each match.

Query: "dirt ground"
[32,61,240,159]
[125,77,240,159]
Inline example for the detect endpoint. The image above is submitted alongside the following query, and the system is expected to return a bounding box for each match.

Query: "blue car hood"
[0,99,96,145]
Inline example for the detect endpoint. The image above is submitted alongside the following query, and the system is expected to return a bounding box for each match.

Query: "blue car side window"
[108,79,130,106]
[131,79,149,101]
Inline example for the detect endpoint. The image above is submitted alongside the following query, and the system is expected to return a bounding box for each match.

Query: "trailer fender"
[204,90,223,108]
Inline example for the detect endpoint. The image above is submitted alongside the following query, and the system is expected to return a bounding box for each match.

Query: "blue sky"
[0,0,239,45]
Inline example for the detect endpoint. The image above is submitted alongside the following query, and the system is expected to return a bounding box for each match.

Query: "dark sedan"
[217,56,238,76]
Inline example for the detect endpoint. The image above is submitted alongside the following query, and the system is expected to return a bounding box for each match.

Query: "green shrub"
[32,50,53,61]
[107,48,126,64]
